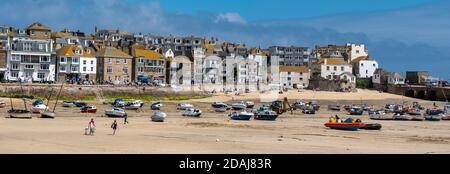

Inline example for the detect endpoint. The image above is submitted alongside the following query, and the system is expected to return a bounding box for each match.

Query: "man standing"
[124,113,129,124]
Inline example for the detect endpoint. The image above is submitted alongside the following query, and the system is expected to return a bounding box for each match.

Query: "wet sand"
[1,89,450,154]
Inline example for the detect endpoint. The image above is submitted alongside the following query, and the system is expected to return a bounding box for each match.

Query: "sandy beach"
[1,89,450,154]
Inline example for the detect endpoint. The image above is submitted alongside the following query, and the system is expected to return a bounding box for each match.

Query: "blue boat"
[229,111,253,120]
[32,99,44,106]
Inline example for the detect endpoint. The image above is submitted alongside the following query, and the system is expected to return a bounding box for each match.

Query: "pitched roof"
[96,47,132,59]
[279,66,309,73]
[172,55,192,63]
[351,56,373,63]
[52,31,73,38]
[134,49,165,60]
[26,22,51,31]
[56,45,95,58]
[317,58,349,65]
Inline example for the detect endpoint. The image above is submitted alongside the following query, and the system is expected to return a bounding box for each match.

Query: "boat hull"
[324,122,364,131]
[105,112,125,118]
[81,109,97,113]
[369,114,394,120]
[40,112,55,119]
[360,123,382,130]
[254,114,278,121]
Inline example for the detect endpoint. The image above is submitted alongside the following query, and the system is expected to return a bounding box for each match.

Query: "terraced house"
[130,48,167,83]
[95,47,132,84]
[55,45,97,82]
[5,22,55,82]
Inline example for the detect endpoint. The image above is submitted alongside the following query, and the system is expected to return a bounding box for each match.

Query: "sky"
[0,0,449,79]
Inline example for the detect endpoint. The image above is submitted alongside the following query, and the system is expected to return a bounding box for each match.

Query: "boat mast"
[52,82,64,112]
[7,87,14,111]
[44,88,54,112]
[19,80,28,111]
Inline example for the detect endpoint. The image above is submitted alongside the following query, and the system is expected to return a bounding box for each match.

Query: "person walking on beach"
[87,118,96,135]
[123,113,129,124]
[111,120,118,135]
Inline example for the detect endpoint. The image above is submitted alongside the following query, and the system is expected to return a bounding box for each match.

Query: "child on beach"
[111,120,118,135]
[86,118,96,135]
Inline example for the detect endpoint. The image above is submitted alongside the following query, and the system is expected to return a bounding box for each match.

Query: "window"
[23,43,32,51]
[37,73,45,79]
[341,66,344,71]
[74,50,81,55]
[11,64,19,70]
[287,77,292,81]
[108,58,112,63]
[38,44,44,50]
[40,64,49,70]
[60,57,67,63]
[11,72,18,78]
[366,70,368,74]
[361,63,364,67]
[356,50,360,54]
[373,64,376,67]
[60,65,66,71]
[333,66,337,71]
[300,77,303,81]
[72,58,79,63]
[11,55,21,61]
[288,72,291,75]
[83,60,87,65]
[83,67,87,71]
[91,67,94,72]
[71,66,78,72]
[24,64,34,69]
[107,66,113,73]
[31,31,35,35]
[299,72,303,75]
[124,59,127,64]
[326,66,330,71]
[91,60,94,65]
[123,67,128,74]
[138,58,144,63]
[116,59,120,64]
[44,32,48,36]
[138,67,144,72]
[40,56,50,62]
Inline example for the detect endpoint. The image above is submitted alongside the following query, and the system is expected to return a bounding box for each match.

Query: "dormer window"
[74,50,81,55]
[85,49,91,54]
[31,30,35,35]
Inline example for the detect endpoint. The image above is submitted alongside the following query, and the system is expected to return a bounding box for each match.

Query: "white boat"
[292,100,307,109]
[151,112,166,122]
[244,101,254,108]
[40,111,56,119]
[124,101,141,110]
[0,100,6,108]
[182,108,202,117]
[177,103,194,110]
[229,110,254,120]
[31,104,48,113]
[231,102,246,110]
[105,108,127,118]
[62,101,75,107]
[369,110,393,120]
[214,107,228,112]
[151,101,163,110]
[393,113,413,120]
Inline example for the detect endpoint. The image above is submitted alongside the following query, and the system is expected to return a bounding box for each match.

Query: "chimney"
[324,58,328,65]
[94,26,98,33]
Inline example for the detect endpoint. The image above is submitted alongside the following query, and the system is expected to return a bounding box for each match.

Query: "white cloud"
[214,12,247,24]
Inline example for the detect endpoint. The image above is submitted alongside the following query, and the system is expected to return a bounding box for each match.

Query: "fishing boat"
[177,103,194,110]
[105,108,126,118]
[348,106,364,115]
[0,100,6,108]
[74,101,88,108]
[231,102,247,110]
[62,101,75,107]
[112,98,126,107]
[182,108,202,117]
[327,104,341,111]
[211,102,228,109]
[30,99,48,113]
[393,113,413,121]
[124,101,141,110]
[253,106,278,121]
[360,123,382,130]
[302,107,316,114]
[424,109,444,121]
[229,110,253,120]
[151,111,166,122]
[369,110,393,120]
[81,105,97,113]
[324,118,364,131]
[150,101,163,110]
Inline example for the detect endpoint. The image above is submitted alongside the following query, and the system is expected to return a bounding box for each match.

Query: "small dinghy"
[360,123,382,130]
[30,99,48,113]
[229,110,253,120]
[105,108,126,118]
[393,113,412,121]
[231,102,247,110]
[244,101,255,108]
[177,103,194,110]
[62,101,75,107]
[369,110,393,120]
[74,101,88,108]
[442,113,450,120]
[253,106,278,121]
[0,100,6,108]
[124,101,141,110]
[308,101,320,111]
[302,107,316,114]
[182,108,202,117]
[40,111,56,119]
[8,109,32,119]
[348,106,364,115]
[150,101,163,110]
[328,104,341,111]
[152,111,166,122]
[325,117,364,131]
[211,102,228,109]
[292,100,307,109]
[81,105,97,113]
[424,109,443,121]
[214,106,228,112]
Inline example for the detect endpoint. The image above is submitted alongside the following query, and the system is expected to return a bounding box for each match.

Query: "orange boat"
[324,122,365,131]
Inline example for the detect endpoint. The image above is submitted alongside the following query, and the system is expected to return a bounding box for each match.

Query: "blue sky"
[0,0,449,79]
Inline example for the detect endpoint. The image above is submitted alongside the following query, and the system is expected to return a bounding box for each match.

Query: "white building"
[351,56,378,78]
[279,66,310,89]
[56,45,97,82]
[388,72,405,85]
[318,58,353,80]
[347,43,368,62]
